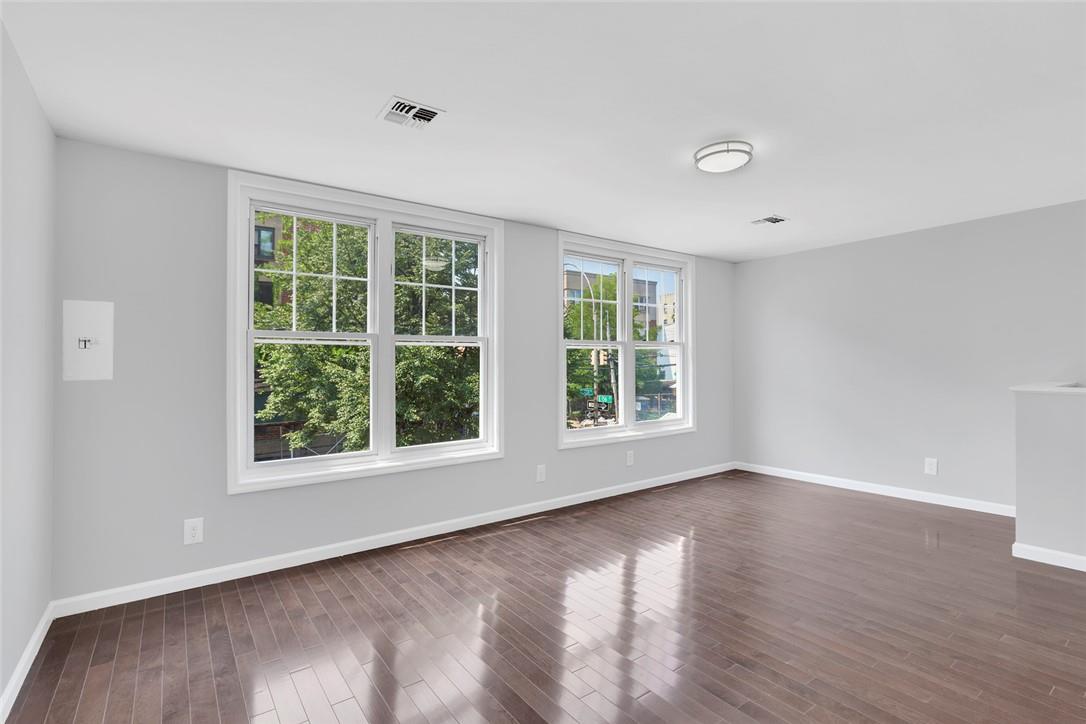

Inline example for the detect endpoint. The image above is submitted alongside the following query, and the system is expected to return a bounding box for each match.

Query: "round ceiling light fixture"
[694,140,753,173]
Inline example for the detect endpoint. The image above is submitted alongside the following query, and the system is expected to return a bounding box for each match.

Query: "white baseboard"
[1,602,56,722]
[50,462,737,619]
[1013,542,1086,573]
[733,462,1016,517]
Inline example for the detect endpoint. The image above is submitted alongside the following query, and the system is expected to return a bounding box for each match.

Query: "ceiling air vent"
[379,96,444,129]
[752,215,788,225]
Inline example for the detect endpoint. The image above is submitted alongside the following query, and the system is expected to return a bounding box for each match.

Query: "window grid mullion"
[622,255,633,430]
[393,280,476,291]
[451,240,457,337]
[291,215,298,331]
[375,219,395,457]
[253,330,376,341]
[332,222,338,333]
[421,236,427,335]
[259,268,370,283]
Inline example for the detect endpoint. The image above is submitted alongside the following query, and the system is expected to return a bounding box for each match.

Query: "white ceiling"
[4,2,1085,261]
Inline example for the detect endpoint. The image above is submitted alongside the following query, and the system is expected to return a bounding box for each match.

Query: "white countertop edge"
[1010,382,1086,395]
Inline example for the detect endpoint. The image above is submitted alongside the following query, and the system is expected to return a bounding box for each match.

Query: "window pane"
[253,271,292,330]
[658,291,679,342]
[395,232,423,282]
[562,257,584,340]
[635,347,680,422]
[562,255,584,298]
[336,222,369,279]
[296,217,333,274]
[395,344,480,447]
[594,301,620,341]
[563,296,582,339]
[424,236,453,286]
[335,278,368,333]
[296,275,333,331]
[632,303,653,342]
[563,254,621,340]
[254,210,293,272]
[596,260,620,302]
[254,342,370,461]
[634,265,679,342]
[454,240,479,288]
[632,267,648,303]
[455,289,478,336]
[395,284,423,334]
[565,347,620,429]
[563,299,619,342]
[425,286,453,335]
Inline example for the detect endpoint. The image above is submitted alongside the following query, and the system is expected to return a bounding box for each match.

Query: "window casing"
[559,232,694,448]
[228,172,503,493]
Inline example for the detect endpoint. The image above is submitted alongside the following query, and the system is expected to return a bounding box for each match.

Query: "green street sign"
[597,394,614,404]
[579,387,593,397]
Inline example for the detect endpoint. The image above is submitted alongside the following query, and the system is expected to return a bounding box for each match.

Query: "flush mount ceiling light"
[694,140,754,173]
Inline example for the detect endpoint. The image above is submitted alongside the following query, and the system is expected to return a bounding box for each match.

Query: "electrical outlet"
[535,464,546,483]
[924,458,938,476]
[184,517,204,545]
[626,450,634,467]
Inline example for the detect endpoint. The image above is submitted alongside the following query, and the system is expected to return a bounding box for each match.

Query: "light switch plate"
[62,300,114,381]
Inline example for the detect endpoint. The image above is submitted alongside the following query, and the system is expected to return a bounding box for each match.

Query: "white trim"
[48,462,736,619]
[0,603,55,722]
[1012,542,1086,573]
[559,422,695,449]
[734,462,1017,517]
[227,170,504,493]
[227,447,504,492]
[557,231,695,449]
[1010,382,1086,396]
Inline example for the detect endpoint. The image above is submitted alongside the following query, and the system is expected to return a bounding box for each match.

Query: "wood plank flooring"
[9,471,1086,723]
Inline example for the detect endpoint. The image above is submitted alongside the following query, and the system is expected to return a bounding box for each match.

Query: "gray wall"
[52,139,735,599]
[1014,391,1086,556]
[734,201,1086,506]
[1,27,56,683]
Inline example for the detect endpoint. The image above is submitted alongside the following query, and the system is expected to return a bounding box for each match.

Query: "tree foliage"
[255,343,371,453]
[394,345,480,446]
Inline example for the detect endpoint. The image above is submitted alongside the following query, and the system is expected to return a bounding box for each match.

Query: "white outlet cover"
[535,464,546,483]
[626,450,635,466]
[62,300,114,381]
[924,458,938,475]
[184,517,204,545]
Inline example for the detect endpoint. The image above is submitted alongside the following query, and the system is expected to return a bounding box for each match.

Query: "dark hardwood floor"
[9,471,1086,723]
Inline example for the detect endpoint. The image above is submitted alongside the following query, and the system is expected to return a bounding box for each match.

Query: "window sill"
[558,422,695,450]
[229,446,503,494]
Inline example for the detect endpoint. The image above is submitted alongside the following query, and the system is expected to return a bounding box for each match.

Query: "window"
[251,210,374,462]
[559,233,693,447]
[228,172,502,492]
[392,229,482,448]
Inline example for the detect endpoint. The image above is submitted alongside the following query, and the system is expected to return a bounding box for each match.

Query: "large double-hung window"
[228,172,502,492]
[559,232,693,447]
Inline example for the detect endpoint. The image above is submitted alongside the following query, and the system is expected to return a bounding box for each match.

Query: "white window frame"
[558,231,695,449]
[227,171,503,493]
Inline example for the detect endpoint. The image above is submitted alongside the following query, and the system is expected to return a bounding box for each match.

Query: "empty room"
[1,1,1085,722]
